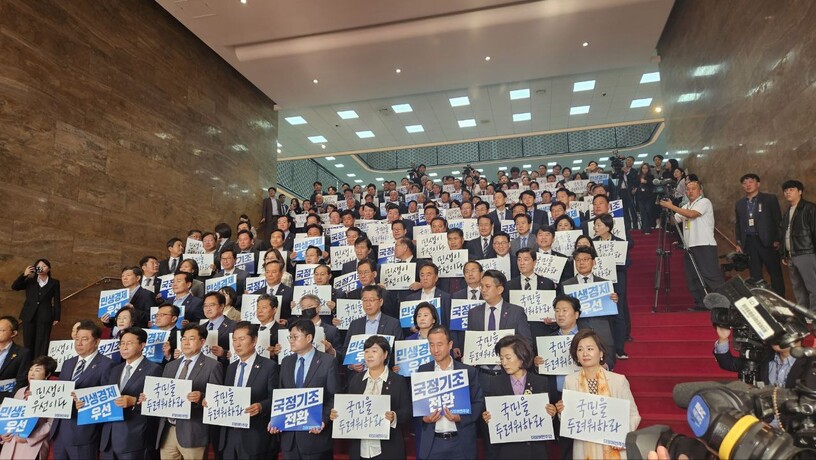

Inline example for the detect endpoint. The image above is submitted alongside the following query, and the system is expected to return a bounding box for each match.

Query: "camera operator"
[780,179,816,312]
[659,180,725,310]
[713,326,811,389]
[734,173,785,296]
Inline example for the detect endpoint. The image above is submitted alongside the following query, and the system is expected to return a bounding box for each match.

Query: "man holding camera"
[660,180,725,310]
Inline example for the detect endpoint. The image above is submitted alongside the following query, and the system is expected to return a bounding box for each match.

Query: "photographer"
[659,180,725,310]
[11,260,61,358]
[713,326,810,389]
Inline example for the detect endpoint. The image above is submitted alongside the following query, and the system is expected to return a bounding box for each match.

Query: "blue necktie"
[237,362,247,386]
[295,357,305,388]
[72,359,86,382]
[488,307,496,331]
[208,322,214,330]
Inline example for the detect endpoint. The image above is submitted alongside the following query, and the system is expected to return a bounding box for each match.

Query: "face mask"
[301,308,318,320]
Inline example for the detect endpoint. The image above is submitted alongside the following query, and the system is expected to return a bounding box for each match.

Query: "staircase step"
[625,340,714,355]
[629,328,714,340]
[615,356,724,373]
[628,312,712,326]
[625,374,733,393]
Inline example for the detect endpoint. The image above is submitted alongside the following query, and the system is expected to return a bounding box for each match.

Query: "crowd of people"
[2,156,815,460]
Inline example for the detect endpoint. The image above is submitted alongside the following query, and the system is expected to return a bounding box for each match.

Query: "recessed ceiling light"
[573,80,596,92]
[325,156,336,160]
[570,106,590,115]
[334,163,344,168]
[347,173,356,177]
[375,177,384,181]
[428,173,438,177]
[692,64,723,77]
[277,148,281,153]
[637,153,648,158]
[395,68,402,74]
[312,79,319,84]
[241,0,246,3]
[405,124,424,133]
[337,110,359,119]
[449,96,470,107]
[582,42,589,47]
[640,72,661,83]
[522,164,531,168]
[354,179,363,183]
[356,130,375,139]
[675,150,689,154]
[321,145,326,149]
[477,168,484,172]
[630,98,653,108]
[458,119,477,128]
[484,56,491,61]
[433,179,441,182]
[572,159,582,164]
[655,106,663,113]
[276,141,282,147]
[285,116,307,125]
[498,166,508,171]
[509,88,530,100]
[392,103,413,113]
[634,160,643,165]
[308,135,327,143]
[547,162,556,166]
[677,92,702,103]
[702,146,711,151]
[513,112,532,122]
[598,164,607,168]
[451,170,461,175]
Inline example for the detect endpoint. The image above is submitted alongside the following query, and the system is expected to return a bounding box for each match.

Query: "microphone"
[673,380,753,408]
[703,292,731,310]
[791,346,816,358]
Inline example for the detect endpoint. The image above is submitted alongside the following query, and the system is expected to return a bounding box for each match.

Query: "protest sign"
[479,257,511,280]
[416,233,448,259]
[594,240,628,265]
[509,290,557,322]
[380,263,416,290]
[327,225,347,247]
[332,394,390,440]
[201,330,219,360]
[450,300,481,330]
[335,299,364,330]
[563,281,618,318]
[444,207,463,220]
[292,236,324,262]
[0,399,37,439]
[432,249,468,278]
[270,388,324,431]
[333,272,360,295]
[363,221,392,246]
[377,244,395,265]
[486,393,555,443]
[560,389,631,448]
[295,264,318,286]
[394,340,433,377]
[500,220,518,240]
[27,380,74,419]
[241,294,261,324]
[589,173,610,186]
[205,274,237,293]
[75,385,124,425]
[203,384,251,429]
[553,230,583,256]
[47,340,75,372]
[98,288,129,319]
[158,274,175,301]
[0,379,15,394]
[411,369,471,417]
[534,254,569,283]
[576,255,618,283]
[399,298,441,329]
[97,339,120,362]
[142,376,192,419]
[412,224,432,239]
[245,275,266,294]
[228,331,272,363]
[343,335,395,366]
[235,252,256,274]
[565,179,590,195]
[330,246,356,271]
[292,285,332,315]
[463,330,514,366]
[447,218,479,240]
[587,217,627,240]
[143,329,170,363]
[536,336,580,375]
[184,253,214,276]
[277,328,325,360]
[185,238,205,254]
[566,208,582,227]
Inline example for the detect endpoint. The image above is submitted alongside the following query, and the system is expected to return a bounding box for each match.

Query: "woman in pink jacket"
[0,356,57,460]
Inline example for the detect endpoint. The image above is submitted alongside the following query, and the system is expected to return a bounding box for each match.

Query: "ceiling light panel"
[285,116,307,125]
[458,119,477,128]
[356,130,375,139]
[630,98,653,108]
[513,112,532,122]
[449,96,470,107]
[570,106,590,115]
[337,110,359,119]
[509,88,530,100]
[405,124,424,133]
[573,80,596,92]
[325,156,335,160]
[308,135,327,143]
[640,72,660,83]
[392,104,413,113]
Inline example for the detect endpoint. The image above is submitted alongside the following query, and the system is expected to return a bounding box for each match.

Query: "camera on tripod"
[609,149,625,172]
[653,178,677,204]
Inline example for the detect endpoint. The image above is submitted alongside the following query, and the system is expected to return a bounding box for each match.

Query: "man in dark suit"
[298,294,342,358]
[235,229,261,275]
[215,249,249,295]
[215,222,238,260]
[417,325,483,460]
[139,255,161,294]
[386,203,414,238]
[506,248,558,337]
[153,304,180,366]
[344,260,399,319]
[277,215,297,252]
[735,173,785,296]
[159,237,184,277]
[437,229,468,295]
[534,226,573,283]
[201,291,236,365]
[253,260,293,322]
[120,266,156,327]
[341,285,404,374]
[489,191,514,233]
[466,215,496,260]
[217,321,279,460]
[520,190,548,228]
[560,246,618,370]
[491,232,519,280]
[261,186,283,241]
[341,238,376,276]
[273,319,339,460]
[172,272,205,324]
[50,320,116,459]
[391,238,427,303]
[0,316,31,402]
[404,263,452,331]
[99,327,163,460]
[154,324,224,459]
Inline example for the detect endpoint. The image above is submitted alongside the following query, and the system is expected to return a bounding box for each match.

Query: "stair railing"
[61,277,120,302]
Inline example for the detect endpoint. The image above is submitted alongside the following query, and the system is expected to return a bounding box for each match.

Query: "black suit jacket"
[345,371,412,460]
[179,294,205,323]
[466,236,497,260]
[11,275,61,323]
[560,275,616,369]
[218,355,279,455]
[202,317,236,365]
[279,350,339,455]
[0,343,31,402]
[466,302,532,342]
[100,359,163,454]
[253,284,294,320]
[345,286,399,320]
[489,208,514,233]
[506,275,556,296]
[714,350,811,389]
[158,257,182,277]
[404,288,452,330]
[130,287,157,327]
[341,314,404,363]
[735,192,782,248]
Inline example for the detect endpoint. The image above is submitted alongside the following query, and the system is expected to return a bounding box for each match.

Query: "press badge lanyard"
[746,196,760,227]
[684,197,702,230]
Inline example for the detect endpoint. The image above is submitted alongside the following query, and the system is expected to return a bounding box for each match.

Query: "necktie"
[521,237,527,247]
[179,359,191,379]
[296,357,305,388]
[525,277,532,290]
[120,364,132,389]
[471,289,478,300]
[72,359,86,381]
[237,362,247,387]
[260,326,267,331]
[208,322,214,330]
[170,259,177,273]
[483,238,489,254]
[583,276,590,283]
[488,307,496,331]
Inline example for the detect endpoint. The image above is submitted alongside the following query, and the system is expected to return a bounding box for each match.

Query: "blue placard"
[292,237,324,262]
[236,252,255,274]
[394,340,433,377]
[399,298,441,328]
[98,339,121,363]
[343,335,395,366]
[450,301,481,331]
[589,173,609,185]
[377,245,395,265]
[76,385,124,425]
[411,369,471,416]
[295,264,317,286]
[333,272,361,294]
[158,275,175,301]
[245,276,267,294]
[328,226,346,247]
[143,330,170,363]
[269,388,323,432]
[563,281,618,318]
[566,208,582,227]
[98,289,130,319]
[205,274,237,293]
[609,199,624,218]
[0,400,37,439]
[0,379,15,393]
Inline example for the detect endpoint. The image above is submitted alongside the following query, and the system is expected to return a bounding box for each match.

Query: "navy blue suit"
[178,294,205,323]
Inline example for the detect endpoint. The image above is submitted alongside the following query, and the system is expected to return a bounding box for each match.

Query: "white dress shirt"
[433,360,457,433]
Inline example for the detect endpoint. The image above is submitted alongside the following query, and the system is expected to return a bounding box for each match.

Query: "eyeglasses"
[575,257,594,263]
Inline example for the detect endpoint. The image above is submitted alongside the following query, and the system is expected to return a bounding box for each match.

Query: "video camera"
[609,149,625,172]
[720,251,751,273]
[653,177,678,204]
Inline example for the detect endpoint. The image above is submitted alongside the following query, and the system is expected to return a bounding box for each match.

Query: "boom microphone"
[791,346,816,358]
[672,380,752,408]
[703,292,731,310]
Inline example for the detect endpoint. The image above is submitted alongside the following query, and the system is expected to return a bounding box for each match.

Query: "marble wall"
[0,1,277,338]
[658,1,816,258]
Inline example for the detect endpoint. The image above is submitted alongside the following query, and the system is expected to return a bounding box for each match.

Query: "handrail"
[61,276,120,302]
[714,226,739,250]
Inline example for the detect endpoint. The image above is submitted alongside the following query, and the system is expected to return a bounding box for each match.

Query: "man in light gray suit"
[152,324,224,459]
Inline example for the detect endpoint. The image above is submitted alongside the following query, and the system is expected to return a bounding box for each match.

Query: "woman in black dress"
[11,259,60,358]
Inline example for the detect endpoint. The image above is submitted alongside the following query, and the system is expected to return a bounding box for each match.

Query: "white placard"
[587,217,627,241]
[27,380,74,419]
[412,225,432,240]
[183,253,214,276]
[380,263,416,290]
[479,257,511,281]
[573,255,618,283]
[536,336,580,375]
[444,207,463,220]
[185,238,205,254]
[432,249,468,278]
[203,384,251,429]
[462,330,514,366]
[593,240,628,265]
[486,393,555,443]
[509,290,557,322]
[277,328,326,359]
[292,285,332,315]
[560,389,632,448]
[534,254,569,283]
[331,394,391,440]
[447,218,479,241]
[47,340,76,373]
[416,233,448,259]
[553,230,583,256]
[500,220,518,240]
[331,246,357,271]
[336,299,365,330]
[228,330,272,363]
[142,375,192,419]
[202,330,218,360]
